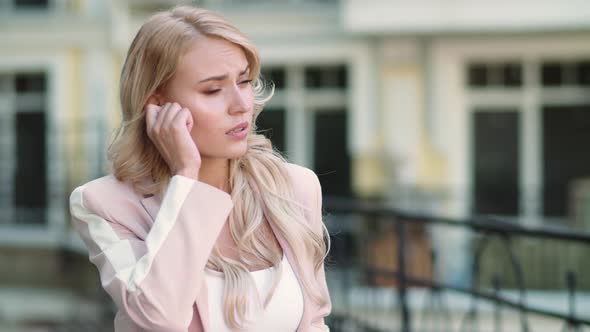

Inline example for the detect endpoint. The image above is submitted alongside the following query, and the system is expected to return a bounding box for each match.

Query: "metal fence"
[323,197,590,332]
[1,195,589,331]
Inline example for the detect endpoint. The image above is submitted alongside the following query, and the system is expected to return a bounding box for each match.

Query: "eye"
[204,89,221,95]
[239,79,253,85]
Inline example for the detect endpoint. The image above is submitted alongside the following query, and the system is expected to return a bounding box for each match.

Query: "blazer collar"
[138,190,214,330]
[137,184,310,332]
[140,194,161,222]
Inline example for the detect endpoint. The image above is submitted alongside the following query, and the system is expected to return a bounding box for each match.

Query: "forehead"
[176,36,249,79]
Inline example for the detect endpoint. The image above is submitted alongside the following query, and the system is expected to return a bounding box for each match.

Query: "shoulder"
[283,162,323,218]
[284,162,321,192]
[69,174,145,221]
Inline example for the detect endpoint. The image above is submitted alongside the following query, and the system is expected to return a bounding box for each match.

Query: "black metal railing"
[323,197,590,332]
[1,195,589,331]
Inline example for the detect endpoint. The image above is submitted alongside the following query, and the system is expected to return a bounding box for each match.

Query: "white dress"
[205,255,304,332]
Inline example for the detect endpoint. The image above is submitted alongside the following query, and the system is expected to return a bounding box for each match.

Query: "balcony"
[323,197,590,331]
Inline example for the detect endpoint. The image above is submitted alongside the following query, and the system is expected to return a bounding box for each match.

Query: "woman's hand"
[145,102,201,180]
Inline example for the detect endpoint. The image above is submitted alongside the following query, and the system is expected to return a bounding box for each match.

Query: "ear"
[145,93,163,107]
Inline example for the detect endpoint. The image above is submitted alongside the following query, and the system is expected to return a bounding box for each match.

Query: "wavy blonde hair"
[108,5,329,329]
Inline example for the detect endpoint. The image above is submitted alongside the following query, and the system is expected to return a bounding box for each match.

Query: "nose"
[228,84,252,115]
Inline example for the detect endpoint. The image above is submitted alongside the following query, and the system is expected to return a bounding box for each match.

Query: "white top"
[205,255,304,332]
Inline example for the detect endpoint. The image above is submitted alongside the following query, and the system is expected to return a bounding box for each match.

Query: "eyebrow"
[198,66,250,84]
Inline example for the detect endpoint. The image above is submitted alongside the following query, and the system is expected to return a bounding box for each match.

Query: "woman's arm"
[70,175,233,332]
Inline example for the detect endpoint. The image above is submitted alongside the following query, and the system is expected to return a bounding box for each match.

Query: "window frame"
[0,54,68,248]
[431,34,590,225]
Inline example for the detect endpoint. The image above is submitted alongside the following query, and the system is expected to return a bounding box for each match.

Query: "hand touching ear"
[145,102,201,180]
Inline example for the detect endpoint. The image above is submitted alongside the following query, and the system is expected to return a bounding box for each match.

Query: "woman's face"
[158,36,254,160]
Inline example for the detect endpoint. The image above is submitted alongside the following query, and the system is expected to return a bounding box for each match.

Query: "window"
[542,105,590,217]
[13,0,49,9]
[256,107,286,154]
[467,62,522,88]
[541,62,563,86]
[261,67,286,90]
[472,110,520,215]
[541,59,590,87]
[468,63,489,87]
[304,65,347,89]
[258,64,351,198]
[502,63,522,87]
[576,60,590,86]
[466,55,590,220]
[0,72,48,225]
[314,109,351,197]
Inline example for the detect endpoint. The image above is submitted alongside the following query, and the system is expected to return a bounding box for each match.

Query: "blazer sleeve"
[308,170,332,332]
[69,175,233,332]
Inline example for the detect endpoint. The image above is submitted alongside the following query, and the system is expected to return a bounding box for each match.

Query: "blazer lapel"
[138,189,306,332]
[268,221,311,331]
[195,281,210,331]
[138,191,211,331]
[139,194,160,223]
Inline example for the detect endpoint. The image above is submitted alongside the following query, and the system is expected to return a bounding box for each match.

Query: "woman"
[69,5,331,332]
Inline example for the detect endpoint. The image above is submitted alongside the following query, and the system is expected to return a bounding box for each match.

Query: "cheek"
[186,100,226,130]
[245,88,255,109]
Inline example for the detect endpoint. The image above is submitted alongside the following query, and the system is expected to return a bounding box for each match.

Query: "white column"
[430,44,472,286]
[349,44,376,155]
[48,57,68,237]
[286,65,308,166]
[0,75,15,225]
[383,71,420,207]
[83,49,110,179]
[380,40,423,205]
[81,0,110,16]
[521,57,542,225]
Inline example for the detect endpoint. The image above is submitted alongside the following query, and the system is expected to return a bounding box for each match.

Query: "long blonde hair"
[108,5,329,329]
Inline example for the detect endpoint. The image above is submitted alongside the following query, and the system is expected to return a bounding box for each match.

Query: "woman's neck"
[198,157,230,194]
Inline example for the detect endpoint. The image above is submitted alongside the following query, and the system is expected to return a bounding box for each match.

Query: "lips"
[226,121,249,135]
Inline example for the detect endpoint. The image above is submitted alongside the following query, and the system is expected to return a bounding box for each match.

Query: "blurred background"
[1,0,590,331]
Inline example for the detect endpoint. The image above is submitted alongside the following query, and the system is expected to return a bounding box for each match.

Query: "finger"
[145,104,160,133]
[174,107,194,132]
[184,108,194,132]
[162,102,182,128]
[158,102,172,119]
[153,102,172,130]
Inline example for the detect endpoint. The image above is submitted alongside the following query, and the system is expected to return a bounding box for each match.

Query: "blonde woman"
[69,5,331,332]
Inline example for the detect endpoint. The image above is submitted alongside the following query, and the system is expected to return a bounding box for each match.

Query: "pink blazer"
[69,162,331,332]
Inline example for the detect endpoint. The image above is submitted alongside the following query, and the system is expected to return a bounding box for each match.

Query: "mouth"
[225,121,249,137]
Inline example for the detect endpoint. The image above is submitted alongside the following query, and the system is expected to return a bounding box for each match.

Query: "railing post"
[396,217,411,332]
[492,275,502,332]
[562,270,582,332]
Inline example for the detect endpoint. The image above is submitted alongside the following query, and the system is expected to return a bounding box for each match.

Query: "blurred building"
[1,0,590,327]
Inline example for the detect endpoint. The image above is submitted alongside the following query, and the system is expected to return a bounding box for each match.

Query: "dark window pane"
[304,67,322,88]
[15,73,46,93]
[14,0,49,9]
[576,60,590,86]
[541,62,563,86]
[255,108,286,155]
[327,65,347,88]
[337,65,348,88]
[468,63,488,87]
[543,105,590,217]
[502,63,522,87]
[472,110,520,215]
[14,112,47,224]
[261,67,286,89]
[314,110,351,197]
[304,65,347,89]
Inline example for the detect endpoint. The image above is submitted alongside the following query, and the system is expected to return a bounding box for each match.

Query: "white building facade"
[1,0,590,326]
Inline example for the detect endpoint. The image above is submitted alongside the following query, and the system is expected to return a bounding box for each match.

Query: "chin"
[225,144,249,159]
